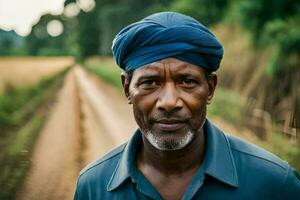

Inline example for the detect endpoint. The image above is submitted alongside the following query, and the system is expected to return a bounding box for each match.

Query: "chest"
[155,178,191,200]
[83,177,278,200]
[145,172,195,200]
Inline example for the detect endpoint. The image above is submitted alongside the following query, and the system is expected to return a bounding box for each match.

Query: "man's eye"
[180,78,198,87]
[141,80,156,85]
[139,80,158,88]
[183,79,194,83]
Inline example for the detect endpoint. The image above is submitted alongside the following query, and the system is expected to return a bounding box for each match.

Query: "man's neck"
[137,128,206,175]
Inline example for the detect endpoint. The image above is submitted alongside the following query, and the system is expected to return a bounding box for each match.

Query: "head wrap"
[112,11,223,72]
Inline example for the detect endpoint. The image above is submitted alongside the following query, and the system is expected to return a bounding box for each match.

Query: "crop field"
[0,57,74,94]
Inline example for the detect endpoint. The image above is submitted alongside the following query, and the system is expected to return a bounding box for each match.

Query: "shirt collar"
[107,119,239,191]
[107,129,141,191]
[204,119,239,187]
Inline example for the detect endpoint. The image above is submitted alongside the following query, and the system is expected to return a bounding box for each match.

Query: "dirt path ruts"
[16,69,82,200]
[16,66,137,199]
[74,66,136,164]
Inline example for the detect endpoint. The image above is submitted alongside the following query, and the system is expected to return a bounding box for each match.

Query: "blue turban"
[112,12,224,72]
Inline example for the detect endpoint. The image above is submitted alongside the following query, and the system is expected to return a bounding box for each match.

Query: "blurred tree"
[227,0,300,131]
[70,0,173,57]
[171,0,229,26]
[26,15,63,55]
[263,13,300,74]
[0,30,25,55]
[98,4,135,55]
[25,14,79,57]
[2,37,13,51]
[77,10,100,58]
[231,0,300,46]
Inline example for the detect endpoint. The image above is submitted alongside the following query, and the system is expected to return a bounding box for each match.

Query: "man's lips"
[152,118,188,131]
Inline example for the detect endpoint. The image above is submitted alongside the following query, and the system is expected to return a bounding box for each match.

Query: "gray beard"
[144,129,194,151]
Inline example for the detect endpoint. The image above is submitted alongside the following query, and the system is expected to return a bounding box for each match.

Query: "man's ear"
[121,72,131,104]
[207,73,217,103]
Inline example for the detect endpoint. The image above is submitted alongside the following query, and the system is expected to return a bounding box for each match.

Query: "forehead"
[132,58,206,77]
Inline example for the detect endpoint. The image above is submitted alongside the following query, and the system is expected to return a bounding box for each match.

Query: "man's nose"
[156,83,183,112]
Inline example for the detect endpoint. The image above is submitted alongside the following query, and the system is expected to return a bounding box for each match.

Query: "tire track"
[16,69,82,200]
[74,66,137,163]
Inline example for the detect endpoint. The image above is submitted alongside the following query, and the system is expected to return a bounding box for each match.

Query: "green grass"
[259,130,300,172]
[0,69,68,132]
[83,61,123,91]
[0,68,69,200]
[207,87,245,125]
[208,88,300,172]
[1,115,44,199]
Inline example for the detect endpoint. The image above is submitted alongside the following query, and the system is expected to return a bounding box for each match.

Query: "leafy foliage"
[77,10,101,58]
[171,0,229,26]
[231,0,300,43]
[229,0,300,75]
[25,14,79,58]
[0,30,27,56]
[263,13,300,74]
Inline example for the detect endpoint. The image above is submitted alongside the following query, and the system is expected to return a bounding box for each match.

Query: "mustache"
[149,112,191,123]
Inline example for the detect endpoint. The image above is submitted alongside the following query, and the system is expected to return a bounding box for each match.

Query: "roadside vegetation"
[84,59,300,173]
[83,58,123,91]
[210,89,300,172]
[0,68,69,200]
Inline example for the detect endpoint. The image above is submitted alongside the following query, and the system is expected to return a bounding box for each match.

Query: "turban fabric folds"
[112,12,224,72]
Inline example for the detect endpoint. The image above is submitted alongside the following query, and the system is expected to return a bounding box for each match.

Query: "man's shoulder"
[79,143,127,178]
[74,143,129,199]
[226,134,289,171]
[224,134,300,196]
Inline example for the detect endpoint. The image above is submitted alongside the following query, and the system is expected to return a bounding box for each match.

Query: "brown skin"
[121,58,217,200]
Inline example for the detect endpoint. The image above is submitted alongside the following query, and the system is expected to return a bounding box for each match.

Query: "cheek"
[130,87,157,113]
[182,88,209,113]
[181,89,209,130]
[130,89,158,124]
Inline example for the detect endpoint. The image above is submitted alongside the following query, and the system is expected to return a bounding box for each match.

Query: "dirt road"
[15,66,137,200]
[15,66,252,200]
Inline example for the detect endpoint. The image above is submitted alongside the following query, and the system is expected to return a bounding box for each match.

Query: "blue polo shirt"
[74,119,300,200]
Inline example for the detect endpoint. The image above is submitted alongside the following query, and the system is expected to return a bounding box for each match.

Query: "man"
[74,12,300,200]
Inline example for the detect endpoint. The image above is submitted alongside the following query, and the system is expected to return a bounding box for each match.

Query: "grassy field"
[0,67,69,199]
[84,57,123,91]
[83,57,300,173]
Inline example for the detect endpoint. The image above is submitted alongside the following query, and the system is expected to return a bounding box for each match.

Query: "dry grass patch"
[0,57,75,94]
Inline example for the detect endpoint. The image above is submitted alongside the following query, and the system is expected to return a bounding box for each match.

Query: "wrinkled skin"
[122,58,217,151]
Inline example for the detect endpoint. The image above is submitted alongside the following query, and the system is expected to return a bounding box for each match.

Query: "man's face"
[123,58,216,151]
